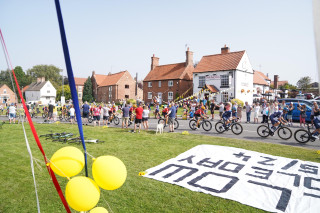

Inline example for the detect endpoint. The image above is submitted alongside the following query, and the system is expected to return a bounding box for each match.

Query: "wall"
[0,84,16,104]
[25,91,40,103]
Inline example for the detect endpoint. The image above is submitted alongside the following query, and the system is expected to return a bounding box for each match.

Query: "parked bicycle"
[294,123,318,143]
[158,116,179,129]
[257,122,292,140]
[215,118,243,135]
[189,117,212,131]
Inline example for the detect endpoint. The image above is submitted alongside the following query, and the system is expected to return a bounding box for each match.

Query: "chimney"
[186,47,193,67]
[37,77,42,83]
[42,77,45,82]
[274,75,279,89]
[92,71,95,76]
[151,54,159,70]
[221,44,230,54]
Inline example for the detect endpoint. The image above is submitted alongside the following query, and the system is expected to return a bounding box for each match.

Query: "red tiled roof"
[194,51,245,73]
[22,85,30,92]
[74,77,87,86]
[271,80,288,87]
[94,71,127,87]
[144,62,193,81]
[254,70,270,81]
[206,84,219,93]
[253,71,269,86]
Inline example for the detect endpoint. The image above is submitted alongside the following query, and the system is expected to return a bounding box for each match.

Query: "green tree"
[56,85,71,102]
[27,65,63,89]
[297,76,311,91]
[82,77,94,102]
[280,83,297,90]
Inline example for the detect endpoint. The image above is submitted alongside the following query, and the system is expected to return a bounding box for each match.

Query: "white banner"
[144,145,320,213]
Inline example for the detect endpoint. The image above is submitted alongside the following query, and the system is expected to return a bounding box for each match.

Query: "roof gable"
[253,71,269,86]
[144,62,194,81]
[74,77,87,86]
[254,70,270,81]
[93,71,128,87]
[194,51,245,73]
[25,81,48,91]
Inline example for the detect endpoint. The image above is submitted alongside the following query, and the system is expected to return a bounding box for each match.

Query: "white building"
[193,46,254,104]
[25,77,56,105]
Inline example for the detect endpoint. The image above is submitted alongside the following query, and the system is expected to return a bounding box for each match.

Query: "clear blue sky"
[0,0,318,85]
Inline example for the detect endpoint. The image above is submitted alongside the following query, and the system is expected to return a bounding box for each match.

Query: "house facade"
[91,70,139,103]
[25,77,56,105]
[253,70,271,95]
[0,84,16,105]
[74,77,87,100]
[143,49,194,104]
[193,45,254,104]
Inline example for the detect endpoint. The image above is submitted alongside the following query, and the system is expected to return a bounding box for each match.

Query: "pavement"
[1,114,320,150]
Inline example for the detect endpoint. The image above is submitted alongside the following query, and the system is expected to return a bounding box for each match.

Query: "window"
[47,90,50,93]
[148,92,152,99]
[168,92,173,101]
[78,86,82,91]
[220,75,229,87]
[148,82,152,87]
[168,80,173,87]
[109,93,112,99]
[3,89,6,94]
[221,92,229,103]
[125,95,129,99]
[158,81,161,88]
[125,85,129,89]
[198,76,205,88]
[78,93,82,99]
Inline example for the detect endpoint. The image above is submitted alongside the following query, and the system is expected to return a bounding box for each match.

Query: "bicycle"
[109,113,120,125]
[189,117,212,131]
[257,121,292,140]
[158,116,179,129]
[294,123,318,143]
[215,118,243,135]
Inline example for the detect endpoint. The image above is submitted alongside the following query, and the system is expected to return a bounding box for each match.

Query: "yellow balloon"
[65,176,100,212]
[50,146,84,177]
[92,156,127,190]
[90,207,109,213]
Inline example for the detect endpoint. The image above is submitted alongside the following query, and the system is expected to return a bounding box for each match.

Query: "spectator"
[8,103,16,124]
[93,105,101,127]
[253,102,260,124]
[154,103,160,119]
[237,104,242,122]
[287,102,294,126]
[298,102,306,128]
[142,105,150,130]
[210,100,216,121]
[69,105,75,124]
[48,101,54,120]
[122,104,130,128]
[218,102,225,120]
[311,101,316,128]
[262,103,270,123]
[102,104,110,127]
[311,102,320,139]
[82,101,90,125]
[245,102,252,123]
[133,103,143,133]
[168,104,177,132]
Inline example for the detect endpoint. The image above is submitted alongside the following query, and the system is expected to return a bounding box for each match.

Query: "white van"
[295,94,305,99]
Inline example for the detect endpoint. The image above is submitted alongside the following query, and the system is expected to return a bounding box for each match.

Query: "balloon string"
[21,121,41,213]
[47,160,71,180]
[100,192,115,213]
[0,28,72,213]
[85,151,96,159]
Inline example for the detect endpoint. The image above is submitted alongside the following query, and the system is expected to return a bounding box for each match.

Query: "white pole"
[313,0,320,95]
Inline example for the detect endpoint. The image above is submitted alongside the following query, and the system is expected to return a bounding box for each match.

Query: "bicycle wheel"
[88,116,93,123]
[59,114,63,121]
[277,127,292,140]
[257,125,270,137]
[114,117,120,125]
[189,120,197,130]
[215,121,225,133]
[231,123,243,135]
[158,118,167,128]
[294,129,310,143]
[202,120,212,131]
[174,119,179,129]
[42,113,46,118]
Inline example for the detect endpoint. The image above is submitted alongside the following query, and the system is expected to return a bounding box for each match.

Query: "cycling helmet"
[201,106,205,110]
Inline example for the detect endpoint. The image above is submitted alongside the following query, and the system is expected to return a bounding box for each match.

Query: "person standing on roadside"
[82,101,90,125]
[69,105,75,124]
[8,103,16,124]
[142,105,150,130]
[48,101,54,121]
[122,104,130,129]
[168,103,177,132]
[287,102,294,126]
[102,104,110,127]
[210,100,216,121]
[218,102,225,120]
[133,103,143,133]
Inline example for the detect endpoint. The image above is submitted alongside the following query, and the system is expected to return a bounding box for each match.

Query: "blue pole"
[54,0,88,177]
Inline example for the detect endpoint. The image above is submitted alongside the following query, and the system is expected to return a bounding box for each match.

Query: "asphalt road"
[2,114,320,150]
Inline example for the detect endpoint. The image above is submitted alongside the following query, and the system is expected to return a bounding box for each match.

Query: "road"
[1,114,320,150]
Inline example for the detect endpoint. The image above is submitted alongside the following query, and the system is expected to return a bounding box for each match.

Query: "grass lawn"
[1,123,319,213]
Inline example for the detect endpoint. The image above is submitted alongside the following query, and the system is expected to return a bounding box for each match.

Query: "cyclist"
[311,103,320,140]
[222,102,232,129]
[269,108,288,132]
[194,106,206,128]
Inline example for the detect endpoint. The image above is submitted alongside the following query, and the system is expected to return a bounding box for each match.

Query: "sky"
[0,0,318,85]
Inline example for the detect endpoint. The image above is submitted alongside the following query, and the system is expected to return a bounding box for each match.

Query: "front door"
[158,93,162,105]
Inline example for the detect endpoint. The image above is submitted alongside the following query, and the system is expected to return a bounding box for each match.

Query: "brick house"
[0,84,16,105]
[91,70,140,103]
[74,77,87,100]
[143,49,194,104]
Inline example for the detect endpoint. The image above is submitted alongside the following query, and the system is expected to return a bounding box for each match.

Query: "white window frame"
[221,92,229,103]
[198,76,205,88]
[109,86,112,92]
[3,89,6,94]
[220,75,229,87]
[148,92,152,99]
[158,81,161,88]
[78,92,82,99]
[148,82,152,87]
[168,92,173,101]
[168,80,173,87]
